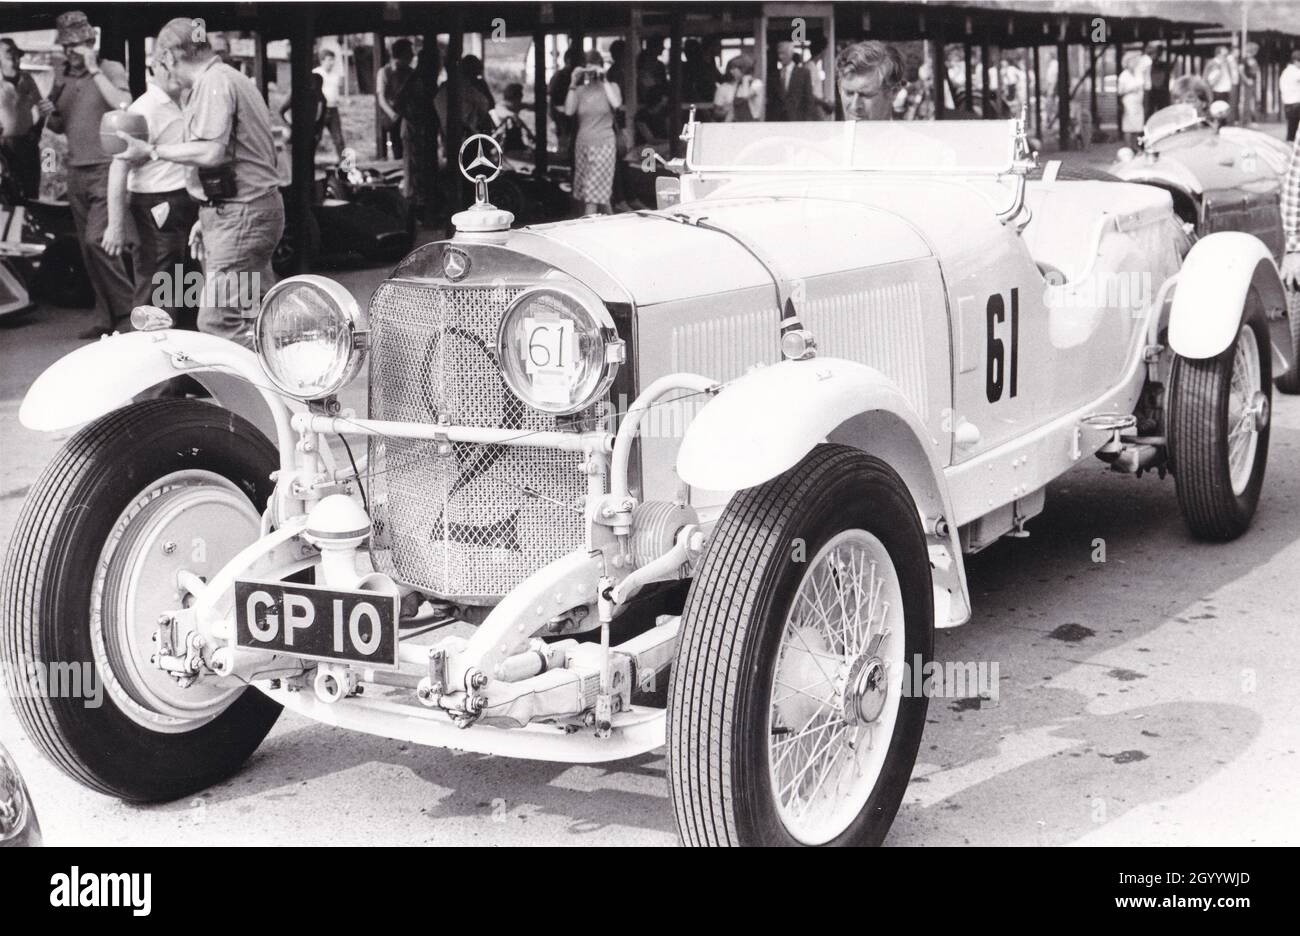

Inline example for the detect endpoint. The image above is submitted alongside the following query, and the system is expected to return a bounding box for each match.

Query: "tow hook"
[415,650,486,727]
[313,664,359,703]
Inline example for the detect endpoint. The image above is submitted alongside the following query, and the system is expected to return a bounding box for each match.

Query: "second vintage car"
[2,117,1292,847]
[1111,101,1300,393]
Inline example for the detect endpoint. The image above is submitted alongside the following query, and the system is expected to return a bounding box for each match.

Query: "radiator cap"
[452,202,514,235]
[453,134,514,236]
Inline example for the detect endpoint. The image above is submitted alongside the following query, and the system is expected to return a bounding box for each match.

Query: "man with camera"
[116,17,282,349]
[42,11,134,339]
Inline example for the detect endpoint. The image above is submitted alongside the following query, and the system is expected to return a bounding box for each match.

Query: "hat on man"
[55,10,97,47]
[0,37,26,59]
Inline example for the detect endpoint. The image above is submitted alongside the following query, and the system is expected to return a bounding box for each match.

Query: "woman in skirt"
[565,49,623,215]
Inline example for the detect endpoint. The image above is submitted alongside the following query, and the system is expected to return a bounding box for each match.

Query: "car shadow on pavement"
[886,422,1300,844]
[142,722,678,842]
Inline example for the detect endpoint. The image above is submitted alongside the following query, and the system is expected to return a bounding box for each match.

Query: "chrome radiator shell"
[366,279,590,603]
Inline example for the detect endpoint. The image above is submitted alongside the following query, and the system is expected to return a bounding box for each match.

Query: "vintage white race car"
[2,116,1292,847]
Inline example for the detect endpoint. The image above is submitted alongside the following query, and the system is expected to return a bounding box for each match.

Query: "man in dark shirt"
[0,38,44,200]
[376,39,413,159]
[117,17,284,348]
[43,11,135,338]
[769,41,816,121]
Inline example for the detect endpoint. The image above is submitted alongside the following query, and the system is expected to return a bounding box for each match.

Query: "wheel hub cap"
[845,655,889,725]
[1249,391,1269,431]
[93,471,261,733]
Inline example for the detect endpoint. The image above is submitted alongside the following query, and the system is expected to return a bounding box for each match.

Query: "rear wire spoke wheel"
[1274,292,1300,395]
[669,445,933,847]
[0,400,282,801]
[1168,297,1272,540]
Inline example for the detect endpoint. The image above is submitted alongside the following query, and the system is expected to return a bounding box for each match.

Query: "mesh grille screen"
[367,280,589,601]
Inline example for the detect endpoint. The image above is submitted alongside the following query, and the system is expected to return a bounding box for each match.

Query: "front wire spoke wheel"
[768,531,904,845]
[669,445,932,847]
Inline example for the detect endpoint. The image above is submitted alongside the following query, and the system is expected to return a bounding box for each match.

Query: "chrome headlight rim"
[496,283,623,416]
[254,274,369,401]
[0,744,37,844]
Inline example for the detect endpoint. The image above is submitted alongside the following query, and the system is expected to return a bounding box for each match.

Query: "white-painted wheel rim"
[91,470,262,733]
[767,529,906,845]
[1227,323,1264,496]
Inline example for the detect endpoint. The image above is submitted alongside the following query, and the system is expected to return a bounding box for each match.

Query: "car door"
[947,221,1051,462]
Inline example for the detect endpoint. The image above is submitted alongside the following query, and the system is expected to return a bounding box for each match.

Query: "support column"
[99,8,127,68]
[127,31,147,97]
[533,25,548,177]
[964,41,973,112]
[1114,39,1123,138]
[1032,44,1042,136]
[1057,38,1070,150]
[1088,45,1099,138]
[930,37,946,119]
[981,39,991,117]
[669,5,683,154]
[446,14,465,213]
[290,7,318,274]
[373,33,387,159]
[253,31,269,101]
[626,5,641,121]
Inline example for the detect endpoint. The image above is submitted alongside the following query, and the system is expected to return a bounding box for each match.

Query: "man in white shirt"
[1281,50,1300,141]
[1205,46,1236,119]
[313,48,346,156]
[1000,56,1025,114]
[102,58,198,321]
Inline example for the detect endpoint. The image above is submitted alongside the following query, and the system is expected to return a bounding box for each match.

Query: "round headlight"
[497,285,624,415]
[255,275,368,400]
[0,744,38,845]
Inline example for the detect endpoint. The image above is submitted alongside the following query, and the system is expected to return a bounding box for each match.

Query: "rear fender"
[677,358,970,628]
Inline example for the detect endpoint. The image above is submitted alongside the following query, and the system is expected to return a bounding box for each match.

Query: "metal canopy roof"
[6,1,1296,43]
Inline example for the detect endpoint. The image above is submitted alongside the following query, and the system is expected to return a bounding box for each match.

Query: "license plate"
[235,579,399,669]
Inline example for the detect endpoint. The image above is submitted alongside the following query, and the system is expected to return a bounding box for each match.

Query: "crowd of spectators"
[4,13,1300,341]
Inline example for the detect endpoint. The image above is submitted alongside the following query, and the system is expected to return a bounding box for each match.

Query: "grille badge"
[443,247,471,281]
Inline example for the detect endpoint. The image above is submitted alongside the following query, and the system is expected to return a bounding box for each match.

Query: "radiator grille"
[366,280,589,602]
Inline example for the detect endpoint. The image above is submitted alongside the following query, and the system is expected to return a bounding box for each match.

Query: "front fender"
[677,357,970,628]
[18,329,299,455]
[677,358,945,491]
[1168,232,1290,374]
